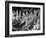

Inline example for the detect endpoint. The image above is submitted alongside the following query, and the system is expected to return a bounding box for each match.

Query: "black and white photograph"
[12,7,40,31]
[5,1,45,37]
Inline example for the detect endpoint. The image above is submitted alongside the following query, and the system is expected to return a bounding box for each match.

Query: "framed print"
[5,1,45,37]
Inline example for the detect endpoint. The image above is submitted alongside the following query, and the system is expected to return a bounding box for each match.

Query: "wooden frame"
[5,1,45,37]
